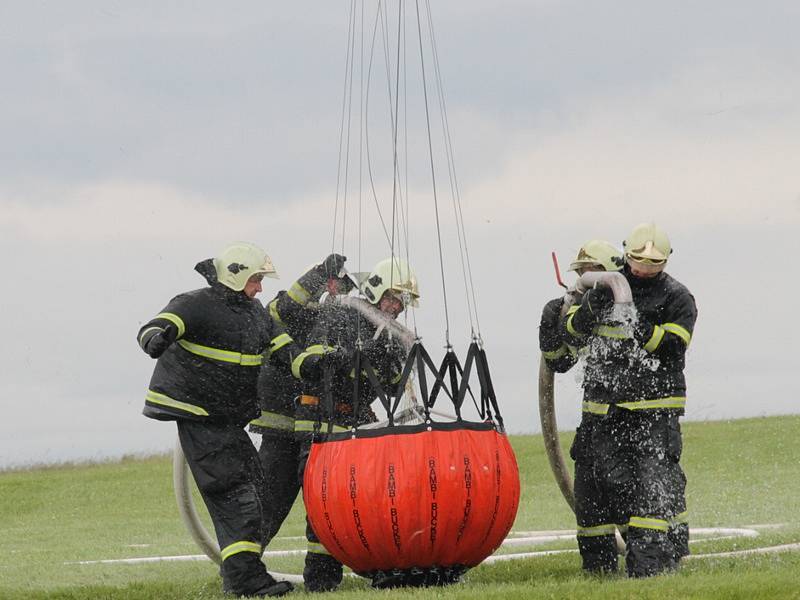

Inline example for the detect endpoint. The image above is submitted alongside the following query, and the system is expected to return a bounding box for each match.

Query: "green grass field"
[2,416,799,599]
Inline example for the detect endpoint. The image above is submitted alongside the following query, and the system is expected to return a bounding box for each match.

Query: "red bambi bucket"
[303,423,520,574]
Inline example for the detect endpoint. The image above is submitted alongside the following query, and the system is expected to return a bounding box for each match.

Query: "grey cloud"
[3,2,797,204]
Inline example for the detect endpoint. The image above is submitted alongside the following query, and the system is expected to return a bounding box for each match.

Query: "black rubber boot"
[578,534,619,574]
[625,528,675,578]
[668,523,690,564]
[303,553,343,593]
[249,579,294,597]
[223,556,294,598]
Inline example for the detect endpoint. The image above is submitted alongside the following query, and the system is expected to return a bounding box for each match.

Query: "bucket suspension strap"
[428,348,476,421]
[477,345,503,430]
[347,346,393,425]
[321,362,335,435]
[351,346,362,430]
[320,340,501,432]
[455,341,504,431]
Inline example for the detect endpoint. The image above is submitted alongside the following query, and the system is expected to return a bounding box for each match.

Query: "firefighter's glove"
[570,288,613,335]
[322,347,352,375]
[319,254,347,278]
[296,254,348,302]
[539,297,565,351]
[145,323,178,358]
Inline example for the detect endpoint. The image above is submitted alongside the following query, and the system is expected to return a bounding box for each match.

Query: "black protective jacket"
[293,302,408,431]
[249,292,324,436]
[137,260,296,426]
[250,263,338,436]
[562,266,697,413]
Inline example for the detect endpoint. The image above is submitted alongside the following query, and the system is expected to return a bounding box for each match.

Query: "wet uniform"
[561,265,697,577]
[539,295,579,373]
[249,266,333,548]
[137,259,297,596]
[291,301,406,592]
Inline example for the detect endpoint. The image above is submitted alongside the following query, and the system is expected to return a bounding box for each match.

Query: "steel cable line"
[333,0,359,256]
[424,0,482,338]
[378,1,413,265]
[362,1,400,252]
[331,0,357,254]
[362,1,414,294]
[388,0,404,293]
[358,0,365,279]
[414,0,451,346]
[400,1,418,335]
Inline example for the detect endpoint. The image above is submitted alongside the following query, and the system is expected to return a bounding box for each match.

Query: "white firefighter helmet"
[567,240,624,273]
[213,242,279,291]
[361,257,420,307]
[623,223,672,274]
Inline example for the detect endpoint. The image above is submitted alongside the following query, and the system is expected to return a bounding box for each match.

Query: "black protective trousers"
[258,433,343,592]
[298,437,345,592]
[571,408,689,577]
[258,433,302,546]
[177,420,275,595]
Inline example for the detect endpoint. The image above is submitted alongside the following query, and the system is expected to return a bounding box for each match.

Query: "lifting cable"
[335,0,486,368]
[363,2,399,252]
[331,0,358,258]
[388,0,404,297]
[413,0,451,346]
[423,0,481,339]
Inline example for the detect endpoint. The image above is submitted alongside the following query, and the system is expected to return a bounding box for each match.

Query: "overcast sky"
[1,1,798,468]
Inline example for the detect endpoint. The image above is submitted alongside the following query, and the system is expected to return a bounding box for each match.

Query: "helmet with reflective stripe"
[213,242,279,291]
[361,257,420,307]
[568,240,624,272]
[624,223,672,274]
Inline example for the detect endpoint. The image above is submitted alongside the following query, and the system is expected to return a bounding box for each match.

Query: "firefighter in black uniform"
[136,242,296,598]
[560,223,697,577]
[290,257,418,592]
[248,254,351,547]
[539,240,624,373]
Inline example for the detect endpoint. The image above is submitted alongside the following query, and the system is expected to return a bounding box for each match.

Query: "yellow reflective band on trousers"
[177,339,263,366]
[671,511,689,526]
[294,420,349,433]
[145,390,208,416]
[662,322,692,346]
[629,516,669,532]
[268,299,285,326]
[220,540,262,561]
[576,524,617,537]
[307,542,331,556]
[593,324,630,339]
[249,411,294,431]
[582,397,687,414]
[268,333,293,357]
[644,324,666,352]
[287,281,311,305]
[291,344,334,379]
[155,312,186,337]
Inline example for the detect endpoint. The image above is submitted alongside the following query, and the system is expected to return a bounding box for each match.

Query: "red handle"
[551,252,567,289]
